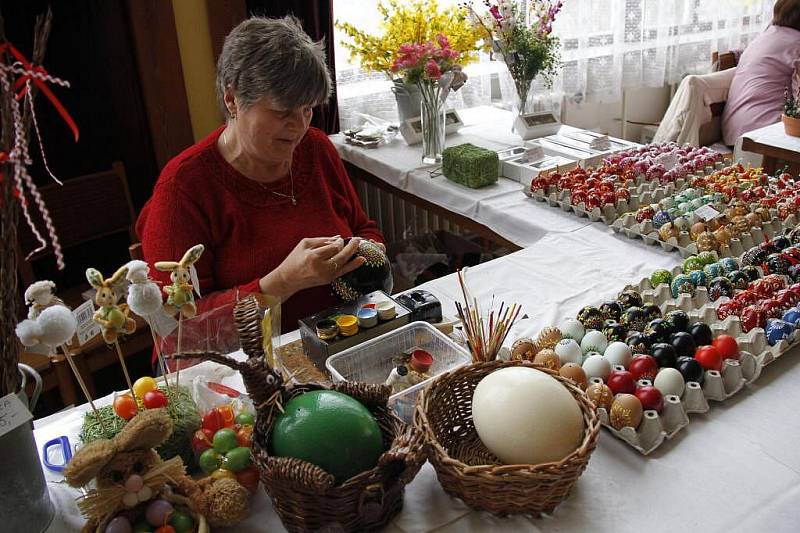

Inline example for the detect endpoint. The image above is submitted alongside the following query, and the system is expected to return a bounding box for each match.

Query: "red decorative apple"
[628,354,659,381]
[695,345,723,371]
[607,370,636,395]
[711,335,740,361]
[635,385,664,413]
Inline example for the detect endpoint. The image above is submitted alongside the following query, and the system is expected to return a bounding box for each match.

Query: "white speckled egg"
[472,366,585,465]
[554,338,582,365]
[654,367,685,397]
[580,330,608,354]
[560,318,585,342]
[604,341,632,368]
[582,354,611,380]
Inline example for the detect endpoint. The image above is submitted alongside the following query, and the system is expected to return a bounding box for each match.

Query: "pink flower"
[489,6,502,21]
[425,59,442,80]
[436,33,450,49]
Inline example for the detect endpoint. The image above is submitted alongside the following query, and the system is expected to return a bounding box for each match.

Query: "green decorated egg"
[682,256,704,273]
[270,390,384,484]
[650,269,673,287]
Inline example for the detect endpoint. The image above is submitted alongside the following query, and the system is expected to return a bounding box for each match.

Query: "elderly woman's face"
[236,95,313,163]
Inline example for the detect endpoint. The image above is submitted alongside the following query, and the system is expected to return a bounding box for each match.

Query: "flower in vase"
[425,59,442,80]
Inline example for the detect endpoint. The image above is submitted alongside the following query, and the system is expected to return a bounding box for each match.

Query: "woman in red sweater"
[136,16,383,335]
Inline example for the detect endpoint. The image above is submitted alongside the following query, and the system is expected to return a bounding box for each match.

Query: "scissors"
[42,435,72,473]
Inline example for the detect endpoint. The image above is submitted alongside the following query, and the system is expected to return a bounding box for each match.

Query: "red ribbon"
[0,41,79,142]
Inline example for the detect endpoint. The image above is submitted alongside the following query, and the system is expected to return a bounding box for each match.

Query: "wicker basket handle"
[378,424,426,484]
[331,381,391,407]
[357,483,385,520]
[263,454,334,492]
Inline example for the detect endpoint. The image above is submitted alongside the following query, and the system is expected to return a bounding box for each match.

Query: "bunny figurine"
[86,266,137,343]
[64,408,249,532]
[155,244,205,319]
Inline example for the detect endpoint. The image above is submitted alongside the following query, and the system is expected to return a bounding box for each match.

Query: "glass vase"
[418,82,446,165]
[512,76,534,138]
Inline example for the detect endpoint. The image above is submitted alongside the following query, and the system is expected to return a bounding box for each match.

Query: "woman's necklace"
[261,167,297,206]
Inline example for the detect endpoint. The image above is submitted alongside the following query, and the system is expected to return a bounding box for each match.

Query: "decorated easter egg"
[650,269,673,287]
[772,235,791,250]
[682,256,704,273]
[577,306,605,330]
[599,301,624,322]
[782,307,800,325]
[697,251,718,265]
[665,310,690,332]
[582,354,611,380]
[602,321,628,342]
[654,367,685,397]
[610,394,643,430]
[766,253,791,275]
[726,270,749,290]
[607,370,636,395]
[644,318,672,343]
[559,318,586,341]
[670,274,695,298]
[628,354,659,381]
[635,385,664,413]
[765,319,795,346]
[621,307,648,332]
[559,363,588,390]
[742,246,769,267]
[511,338,537,361]
[708,276,734,300]
[719,257,739,273]
[472,367,584,465]
[580,330,608,354]
[711,334,740,361]
[659,222,679,241]
[641,303,662,322]
[703,262,724,279]
[554,338,583,365]
[741,265,761,281]
[586,382,613,411]
[625,331,651,353]
[650,342,678,368]
[652,210,673,229]
[617,290,643,309]
[688,322,713,346]
[331,239,392,302]
[532,349,561,371]
[271,390,383,483]
[694,345,723,371]
[689,269,708,287]
[604,341,632,368]
[696,232,719,252]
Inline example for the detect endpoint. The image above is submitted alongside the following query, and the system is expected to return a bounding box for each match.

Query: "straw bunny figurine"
[155,244,204,319]
[125,259,164,318]
[86,266,136,343]
[24,279,65,319]
[64,408,249,532]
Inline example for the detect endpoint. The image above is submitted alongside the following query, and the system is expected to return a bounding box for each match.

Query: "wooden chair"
[17,162,152,408]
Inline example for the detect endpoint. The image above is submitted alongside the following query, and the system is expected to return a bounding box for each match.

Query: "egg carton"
[526,178,688,225]
[593,351,754,455]
[612,207,798,259]
[625,271,792,369]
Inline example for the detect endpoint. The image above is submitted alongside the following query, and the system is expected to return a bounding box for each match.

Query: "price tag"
[656,152,679,170]
[0,393,33,439]
[695,204,721,221]
[73,299,101,346]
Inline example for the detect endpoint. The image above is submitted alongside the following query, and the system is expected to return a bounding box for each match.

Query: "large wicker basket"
[413,360,600,516]
[174,296,426,532]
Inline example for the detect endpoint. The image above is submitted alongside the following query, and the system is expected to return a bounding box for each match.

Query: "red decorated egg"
[628,354,659,381]
[635,385,664,413]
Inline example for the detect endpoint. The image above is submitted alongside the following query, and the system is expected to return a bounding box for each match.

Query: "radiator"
[351,177,463,245]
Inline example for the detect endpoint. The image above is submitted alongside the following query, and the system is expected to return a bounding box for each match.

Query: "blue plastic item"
[42,436,72,472]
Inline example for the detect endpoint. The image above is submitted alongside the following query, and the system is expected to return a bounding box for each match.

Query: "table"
[740,122,800,175]
[35,225,800,532]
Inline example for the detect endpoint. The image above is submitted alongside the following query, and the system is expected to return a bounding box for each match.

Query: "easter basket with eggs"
[172,296,426,532]
[414,360,600,516]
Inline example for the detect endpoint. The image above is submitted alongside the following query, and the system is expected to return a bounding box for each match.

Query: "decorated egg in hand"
[331,239,392,302]
[472,367,584,465]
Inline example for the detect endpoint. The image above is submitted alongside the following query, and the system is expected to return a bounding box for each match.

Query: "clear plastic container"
[326,321,471,422]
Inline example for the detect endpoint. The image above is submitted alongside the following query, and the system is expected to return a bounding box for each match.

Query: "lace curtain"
[333,0,776,130]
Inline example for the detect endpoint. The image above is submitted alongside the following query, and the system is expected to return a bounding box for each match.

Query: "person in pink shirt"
[722,0,800,145]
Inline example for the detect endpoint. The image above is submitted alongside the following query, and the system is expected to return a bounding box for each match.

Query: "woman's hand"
[258,236,366,300]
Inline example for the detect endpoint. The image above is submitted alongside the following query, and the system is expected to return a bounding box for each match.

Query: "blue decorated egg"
[782,307,800,326]
[719,257,740,274]
[652,210,673,229]
[670,274,696,298]
[689,270,708,287]
[703,262,723,279]
[765,319,795,346]
[726,270,750,290]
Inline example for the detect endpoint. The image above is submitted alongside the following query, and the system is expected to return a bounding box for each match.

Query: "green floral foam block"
[442,143,499,189]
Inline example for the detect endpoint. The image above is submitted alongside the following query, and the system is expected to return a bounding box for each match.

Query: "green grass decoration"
[80,385,201,469]
[442,143,499,189]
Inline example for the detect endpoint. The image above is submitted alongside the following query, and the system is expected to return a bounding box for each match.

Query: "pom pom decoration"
[35,304,78,347]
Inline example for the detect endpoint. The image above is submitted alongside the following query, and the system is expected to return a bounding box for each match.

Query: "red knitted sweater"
[136,126,383,333]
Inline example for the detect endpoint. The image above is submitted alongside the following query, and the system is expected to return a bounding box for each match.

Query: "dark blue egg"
[765,319,795,346]
[781,307,800,325]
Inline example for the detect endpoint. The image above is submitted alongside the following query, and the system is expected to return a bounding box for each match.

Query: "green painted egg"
[270,390,384,484]
[650,269,673,287]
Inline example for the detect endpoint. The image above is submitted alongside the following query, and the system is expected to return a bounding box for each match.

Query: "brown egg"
[690,222,707,241]
[533,349,561,371]
[705,217,723,232]
[755,207,772,222]
[610,393,643,430]
[511,338,538,361]
[745,212,761,228]
[696,231,719,252]
[713,226,732,246]
[559,363,588,390]
[723,207,737,221]
[733,202,749,217]
[659,222,678,241]
[586,382,613,411]
[536,326,562,350]
[732,215,750,235]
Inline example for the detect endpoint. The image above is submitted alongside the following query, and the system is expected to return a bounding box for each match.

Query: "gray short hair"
[216,16,332,118]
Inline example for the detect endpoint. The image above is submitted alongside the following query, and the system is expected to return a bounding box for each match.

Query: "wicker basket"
[173,296,426,532]
[413,360,600,516]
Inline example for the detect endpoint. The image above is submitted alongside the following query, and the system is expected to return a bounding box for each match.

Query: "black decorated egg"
[642,303,662,321]
[600,301,624,322]
[726,270,750,290]
[772,235,791,251]
[688,322,713,346]
[331,239,393,302]
[617,290,643,309]
[665,310,689,332]
[718,257,739,274]
[603,321,628,342]
[741,247,769,267]
[650,342,678,369]
[669,331,697,359]
[625,331,651,352]
[708,276,734,300]
[621,306,648,332]
[765,253,791,275]
[741,265,761,281]
[577,306,605,330]
[644,318,673,343]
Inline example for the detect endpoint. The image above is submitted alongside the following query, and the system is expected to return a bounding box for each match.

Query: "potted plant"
[783,86,800,137]
[336,0,482,122]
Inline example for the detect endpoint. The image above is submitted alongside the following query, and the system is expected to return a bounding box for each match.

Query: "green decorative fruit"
[270,390,384,484]
[235,412,255,426]
[650,269,672,287]
[170,510,194,533]
[222,446,252,473]
[198,448,221,474]
[212,428,238,454]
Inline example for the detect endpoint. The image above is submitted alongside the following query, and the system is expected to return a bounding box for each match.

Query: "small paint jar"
[316,319,339,341]
[376,301,396,321]
[357,307,378,328]
[336,314,359,337]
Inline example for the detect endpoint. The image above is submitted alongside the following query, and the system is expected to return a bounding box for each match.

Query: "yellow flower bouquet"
[336,0,484,78]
